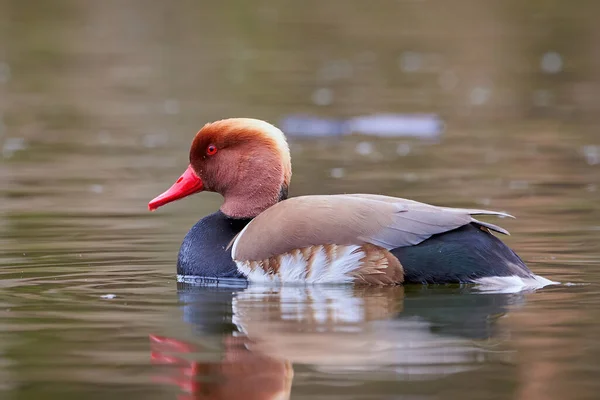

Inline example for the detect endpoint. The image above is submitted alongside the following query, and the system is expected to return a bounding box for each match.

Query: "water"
[2,1,600,399]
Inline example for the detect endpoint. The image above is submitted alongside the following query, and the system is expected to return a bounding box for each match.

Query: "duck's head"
[148,118,291,219]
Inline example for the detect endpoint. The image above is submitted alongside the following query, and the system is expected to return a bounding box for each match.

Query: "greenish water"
[1,1,600,399]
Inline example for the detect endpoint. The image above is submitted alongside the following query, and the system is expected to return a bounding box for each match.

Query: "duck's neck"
[221,183,288,219]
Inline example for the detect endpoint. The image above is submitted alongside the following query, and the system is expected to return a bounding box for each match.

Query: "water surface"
[2,1,600,399]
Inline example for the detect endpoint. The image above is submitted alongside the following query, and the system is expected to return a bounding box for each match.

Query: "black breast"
[177,211,252,279]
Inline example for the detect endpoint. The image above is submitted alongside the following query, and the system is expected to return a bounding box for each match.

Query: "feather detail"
[471,217,510,235]
[235,244,403,285]
[351,244,404,285]
[230,194,515,262]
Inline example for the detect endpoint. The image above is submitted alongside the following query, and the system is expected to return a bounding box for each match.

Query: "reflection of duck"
[397,285,523,340]
[229,285,518,377]
[150,283,527,397]
[151,284,293,399]
[149,118,556,289]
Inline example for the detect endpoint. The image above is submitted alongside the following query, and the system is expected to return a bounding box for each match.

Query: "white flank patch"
[280,251,315,282]
[473,274,559,294]
[309,245,364,284]
[235,261,273,283]
[235,245,365,284]
[305,246,329,282]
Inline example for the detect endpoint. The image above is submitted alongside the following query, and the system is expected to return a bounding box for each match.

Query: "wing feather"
[232,194,514,261]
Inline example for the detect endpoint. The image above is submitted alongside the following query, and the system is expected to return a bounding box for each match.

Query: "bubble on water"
[89,184,104,194]
[311,88,333,106]
[396,143,411,156]
[330,168,345,179]
[470,86,492,106]
[355,141,374,156]
[0,62,10,84]
[2,137,26,158]
[164,99,180,115]
[541,52,563,74]
[399,51,422,73]
[582,145,599,165]
[101,294,117,299]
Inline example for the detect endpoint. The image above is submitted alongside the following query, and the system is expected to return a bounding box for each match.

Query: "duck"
[149,118,555,288]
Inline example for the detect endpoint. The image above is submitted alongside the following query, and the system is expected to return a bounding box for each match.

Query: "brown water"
[2,1,600,399]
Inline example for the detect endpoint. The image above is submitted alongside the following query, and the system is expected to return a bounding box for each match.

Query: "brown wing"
[231,194,512,262]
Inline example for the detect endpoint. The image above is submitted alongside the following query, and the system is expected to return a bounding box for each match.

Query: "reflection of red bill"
[149,334,201,395]
[150,334,195,353]
[149,333,293,400]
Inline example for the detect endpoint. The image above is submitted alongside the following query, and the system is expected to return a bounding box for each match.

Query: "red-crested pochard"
[149,118,555,288]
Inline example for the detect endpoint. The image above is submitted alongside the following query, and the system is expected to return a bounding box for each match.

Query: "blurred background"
[1,1,600,399]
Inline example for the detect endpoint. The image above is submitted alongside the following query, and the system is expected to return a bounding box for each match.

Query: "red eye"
[206,144,218,156]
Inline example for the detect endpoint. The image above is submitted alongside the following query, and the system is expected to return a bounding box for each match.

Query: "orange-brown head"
[148,118,292,218]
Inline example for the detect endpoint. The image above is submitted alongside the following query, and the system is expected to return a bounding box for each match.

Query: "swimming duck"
[149,118,554,287]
